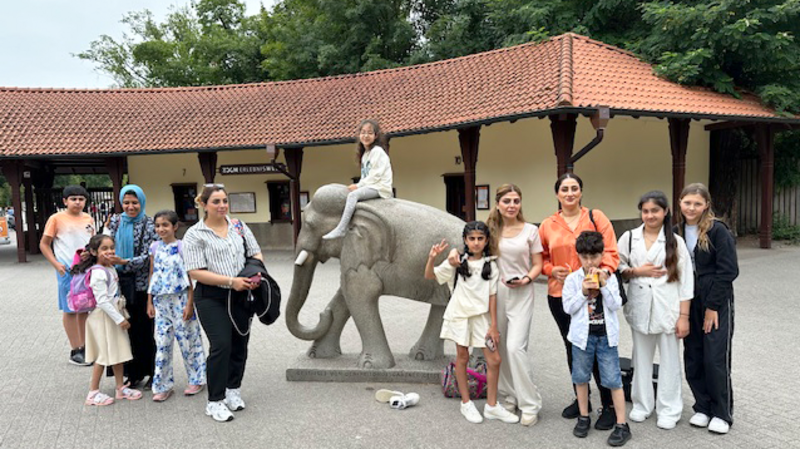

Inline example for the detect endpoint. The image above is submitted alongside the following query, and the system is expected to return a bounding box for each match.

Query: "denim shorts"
[57,263,73,312]
[571,334,623,389]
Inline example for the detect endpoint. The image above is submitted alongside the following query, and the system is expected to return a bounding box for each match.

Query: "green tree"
[78,0,267,87]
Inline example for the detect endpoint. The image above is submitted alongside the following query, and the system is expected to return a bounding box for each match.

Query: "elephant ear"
[341,205,395,269]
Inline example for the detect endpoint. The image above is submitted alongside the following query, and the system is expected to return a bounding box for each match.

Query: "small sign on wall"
[229,192,257,213]
[219,164,280,175]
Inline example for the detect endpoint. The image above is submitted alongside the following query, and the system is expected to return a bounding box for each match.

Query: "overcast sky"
[0,0,274,89]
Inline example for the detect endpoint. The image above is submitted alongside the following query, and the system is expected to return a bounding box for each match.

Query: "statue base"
[286,353,448,383]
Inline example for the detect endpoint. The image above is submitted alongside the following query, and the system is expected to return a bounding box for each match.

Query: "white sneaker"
[375,389,404,403]
[629,409,650,423]
[224,388,246,411]
[689,412,711,428]
[460,400,483,424]
[521,413,539,426]
[708,417,730,434]
[484,403,520,424]
[657,418,677,430]
[389,393,420,410]
[206,400,234,422]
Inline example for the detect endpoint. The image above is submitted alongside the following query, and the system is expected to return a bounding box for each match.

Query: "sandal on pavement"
[116,384,143,401]
[152,390,174,402]
[184,384,205,396]
[85,390,114,406]
[375,389,404,403]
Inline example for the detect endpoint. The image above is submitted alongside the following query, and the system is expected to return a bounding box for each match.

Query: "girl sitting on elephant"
[424,221,519,425]
[323,119,393,240]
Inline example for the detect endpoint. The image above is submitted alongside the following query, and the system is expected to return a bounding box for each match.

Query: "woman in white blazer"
[618,191,693,430]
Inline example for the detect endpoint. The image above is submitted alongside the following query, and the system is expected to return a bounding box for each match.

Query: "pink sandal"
[116,384,143,401]
[184,384,205,396]
[85,390,114,406]
[152,389,173,402]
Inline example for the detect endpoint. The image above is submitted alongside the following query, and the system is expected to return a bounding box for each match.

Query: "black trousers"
[195,284,252,402]
[119,274,155,382]
[548,295,613,408]
[684,294,734,424]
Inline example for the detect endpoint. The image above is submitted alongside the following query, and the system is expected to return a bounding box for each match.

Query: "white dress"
[84,267,133,366]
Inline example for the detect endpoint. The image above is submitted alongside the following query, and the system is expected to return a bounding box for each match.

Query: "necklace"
[562,211,580,226]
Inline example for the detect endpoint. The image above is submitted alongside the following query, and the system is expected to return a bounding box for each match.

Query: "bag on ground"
[441,361,488,399]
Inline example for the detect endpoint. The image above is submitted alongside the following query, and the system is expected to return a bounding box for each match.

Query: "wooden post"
[550,114,577,177]
[458,126,480,222]
[285,147,304,246]
[105,157,126,214]
[756,125,775,249]
[2,161,27,262]
[198,152,218,185]
[22,169,39,254]
[669,118,690,221]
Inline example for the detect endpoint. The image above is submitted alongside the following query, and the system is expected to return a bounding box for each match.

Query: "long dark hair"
[355,119,387,165]
[456,221,495,284]
[638,191,679,283]
[71,235,114,275]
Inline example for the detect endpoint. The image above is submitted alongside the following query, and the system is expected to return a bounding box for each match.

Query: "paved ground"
[0,232,798,449]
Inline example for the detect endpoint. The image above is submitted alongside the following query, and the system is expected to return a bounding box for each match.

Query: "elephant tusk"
[295,250,309,266]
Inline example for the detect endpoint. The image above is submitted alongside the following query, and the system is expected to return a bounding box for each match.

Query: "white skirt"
[440,313,490,348]
[85,303,132,367]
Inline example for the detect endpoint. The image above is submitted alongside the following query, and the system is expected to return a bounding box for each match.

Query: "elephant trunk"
[286,250,334,341]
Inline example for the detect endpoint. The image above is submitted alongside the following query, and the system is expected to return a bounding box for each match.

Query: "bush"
[772,213,800,243]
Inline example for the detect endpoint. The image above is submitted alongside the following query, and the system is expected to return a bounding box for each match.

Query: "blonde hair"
[486,183,526,252]
[677,182,715,251]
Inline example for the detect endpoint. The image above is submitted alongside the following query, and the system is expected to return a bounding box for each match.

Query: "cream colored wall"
[127,116,710,227]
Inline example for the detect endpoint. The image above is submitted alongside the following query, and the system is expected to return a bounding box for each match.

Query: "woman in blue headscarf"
[107,185,158,388]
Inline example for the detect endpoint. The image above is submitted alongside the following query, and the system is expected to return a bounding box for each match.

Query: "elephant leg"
[343,266,394,369]
[411,303,446,361]
[308,289,350,359]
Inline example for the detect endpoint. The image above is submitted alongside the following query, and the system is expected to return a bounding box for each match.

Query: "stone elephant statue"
[287,184,465,369]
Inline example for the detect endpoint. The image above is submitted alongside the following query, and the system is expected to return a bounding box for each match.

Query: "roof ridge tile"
[557,33,574,106]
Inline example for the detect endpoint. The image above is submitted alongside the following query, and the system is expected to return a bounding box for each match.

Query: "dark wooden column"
[32,166,55,242]
[756,125,775,249]
[669,118,690,219]
[285,147,304,246]
[22,169,39,254]
[458,126,480,222]
[2,161,27,262]
[105,157,126,214]
[198,152,218,185]
[550,114,578,176]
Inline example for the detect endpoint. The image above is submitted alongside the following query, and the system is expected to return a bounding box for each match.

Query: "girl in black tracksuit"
[675,183,739,434]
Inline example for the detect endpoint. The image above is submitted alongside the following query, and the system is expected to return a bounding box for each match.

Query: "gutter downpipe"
[567,107,610,173]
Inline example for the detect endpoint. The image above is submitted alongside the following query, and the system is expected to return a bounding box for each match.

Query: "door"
[443,174,466,220]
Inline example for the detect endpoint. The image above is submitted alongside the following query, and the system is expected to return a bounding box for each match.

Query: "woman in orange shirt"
[539,173,620,431]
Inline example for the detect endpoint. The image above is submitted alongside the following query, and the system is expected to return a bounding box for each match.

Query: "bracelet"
[227,277,233,287]
[522,275,532,283]
[680,313,690,317]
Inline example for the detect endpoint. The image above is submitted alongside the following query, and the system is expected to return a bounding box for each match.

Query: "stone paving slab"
[0,231,799,448]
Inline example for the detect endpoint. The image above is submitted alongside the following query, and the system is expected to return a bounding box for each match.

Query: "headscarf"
[116,185,147,262]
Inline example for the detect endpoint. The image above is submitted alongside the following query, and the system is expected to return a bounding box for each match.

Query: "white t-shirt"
[497,222,543,280]
[42,211,95,264]
[435,257,499,320]
[685,224,699,267]
[90,266,124,324]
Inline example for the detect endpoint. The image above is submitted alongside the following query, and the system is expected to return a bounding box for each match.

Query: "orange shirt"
[540,207,619,297]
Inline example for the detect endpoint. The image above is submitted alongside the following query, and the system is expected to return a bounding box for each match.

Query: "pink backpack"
[68,250,110,313]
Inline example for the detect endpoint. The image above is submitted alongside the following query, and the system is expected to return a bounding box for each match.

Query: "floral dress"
[148,240,206,394]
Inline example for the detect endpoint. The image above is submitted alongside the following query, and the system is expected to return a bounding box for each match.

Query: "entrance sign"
[219,164,280,175]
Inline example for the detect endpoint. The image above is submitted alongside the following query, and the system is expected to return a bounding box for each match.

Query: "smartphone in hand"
[485,336,496,352]
[248,273,262,286]
[506,276,520,284]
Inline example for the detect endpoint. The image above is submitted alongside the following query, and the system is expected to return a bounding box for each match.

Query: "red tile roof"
[0,33,795,158]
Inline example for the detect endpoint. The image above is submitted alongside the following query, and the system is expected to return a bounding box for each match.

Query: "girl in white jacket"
[323,120,393,240]
[618,191,693,430]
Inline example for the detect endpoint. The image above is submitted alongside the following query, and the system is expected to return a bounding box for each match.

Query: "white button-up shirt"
[563,267,622,351]
[618,225,694,335]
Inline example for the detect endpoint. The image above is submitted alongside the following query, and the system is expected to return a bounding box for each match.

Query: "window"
[267,181,292,222]
[171,184,198,222]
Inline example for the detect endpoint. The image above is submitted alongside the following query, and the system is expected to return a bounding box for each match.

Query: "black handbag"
[231,219,282,330]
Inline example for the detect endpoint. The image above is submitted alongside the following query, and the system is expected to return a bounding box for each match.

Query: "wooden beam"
[198,152,218,185]
[458,126,480,222]
[284,147,304,246]
[704,121,752,132]
[756,125,775,249]
[669,118,690,220]
[105,157,126,214]
[549,114,577,176]
[1,161,27,262]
